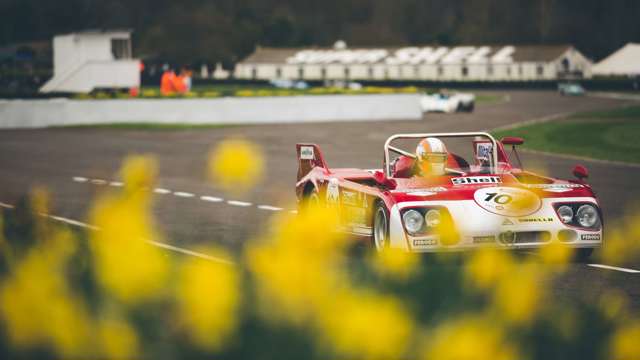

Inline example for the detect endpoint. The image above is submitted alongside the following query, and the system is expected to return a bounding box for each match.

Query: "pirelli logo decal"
[581,234,601,241]
[452,176,501,185]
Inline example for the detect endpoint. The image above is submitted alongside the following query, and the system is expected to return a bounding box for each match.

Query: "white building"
[40,30,140,93]
[592,43,640,77]
[236,43,592,82]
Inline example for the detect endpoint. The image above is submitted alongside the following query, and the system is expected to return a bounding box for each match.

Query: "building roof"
[240,44,573,65]
[592,43,640,76]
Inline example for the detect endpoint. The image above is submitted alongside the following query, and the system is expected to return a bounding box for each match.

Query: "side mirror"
[573,165,589,181]
[501,137,524,146]
[373,170,397,190]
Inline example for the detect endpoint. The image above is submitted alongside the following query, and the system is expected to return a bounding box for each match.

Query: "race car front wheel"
[373,203,390,250]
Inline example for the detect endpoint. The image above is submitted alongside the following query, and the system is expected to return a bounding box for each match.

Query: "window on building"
[275,67,282,78]
[321,67,327,79]
[437,66,444,77]
[461,66,469,77]
[506,66,511,77]
[487,65,494,76]
[414,66,420,78]
[251,67,257,80]
[111,39,131,59]
[298,67,304,79]
[344,67,350,79]
[368,66,374,78]
[537,64,544,77]
[518,65,523,76]
[383,69,389,80]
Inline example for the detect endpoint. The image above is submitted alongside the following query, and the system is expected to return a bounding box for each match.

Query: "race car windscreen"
[386,134,498,177]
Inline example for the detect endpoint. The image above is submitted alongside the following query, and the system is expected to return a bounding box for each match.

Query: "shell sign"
[286,46,515,65]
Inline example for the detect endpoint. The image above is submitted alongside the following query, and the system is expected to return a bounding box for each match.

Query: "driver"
[415,137,449,176]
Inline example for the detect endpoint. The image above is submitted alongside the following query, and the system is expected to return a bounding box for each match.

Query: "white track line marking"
[109,181,123,187]
[0,200,233,265]
[227,200,252,207]
[257,205,283,211]
[73,176,88,183]
[91,179,108,185]
[0,201,15,209]
[48,215,100,230]
[173,191,195,198]
[154,188,171,194]
[588,264,640,274]
[148,241,234,265]
[200,195,224,203]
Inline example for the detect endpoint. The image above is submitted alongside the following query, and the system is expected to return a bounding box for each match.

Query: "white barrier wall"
[0,94,421,129]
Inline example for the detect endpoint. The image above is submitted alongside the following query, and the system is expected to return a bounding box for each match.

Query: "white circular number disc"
[473,187,541,217]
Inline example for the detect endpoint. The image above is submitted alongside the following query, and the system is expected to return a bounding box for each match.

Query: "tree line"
[1,0,638,66]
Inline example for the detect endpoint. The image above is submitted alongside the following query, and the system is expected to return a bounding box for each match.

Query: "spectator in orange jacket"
[160,69,177,96]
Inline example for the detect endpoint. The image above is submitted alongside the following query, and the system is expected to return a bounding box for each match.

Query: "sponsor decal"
[473,186,542,217]
[502,218,514,226]
[341,190,358,206]
[300,146,315,160]
[524,183,584,193]
[475,142,493,163]
[518,217,554,223]
[452,176,501,185]
[581,233,601,241]
[473,236,496,244]
[413,238,437,247]
[326,178,340,203]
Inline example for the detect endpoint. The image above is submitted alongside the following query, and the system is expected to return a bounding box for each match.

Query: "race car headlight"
[425,209,441,227]
[557,205,574,224]
[554,202,601,229]
[402,210,424,235]
[576,204,599,228]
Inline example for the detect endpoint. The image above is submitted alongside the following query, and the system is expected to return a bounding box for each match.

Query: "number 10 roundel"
[473,187,542,217]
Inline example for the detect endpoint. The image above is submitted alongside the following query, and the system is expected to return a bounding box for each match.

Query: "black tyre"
[373,202,390,250]
[575,248,594,262]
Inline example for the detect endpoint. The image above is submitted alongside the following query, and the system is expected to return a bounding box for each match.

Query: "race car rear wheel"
[373,203,390,250]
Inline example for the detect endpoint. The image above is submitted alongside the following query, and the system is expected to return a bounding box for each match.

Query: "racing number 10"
[484,192,513,204]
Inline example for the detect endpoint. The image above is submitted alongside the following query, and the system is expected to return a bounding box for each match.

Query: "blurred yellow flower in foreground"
[209,138,264,194]
[423,316,518,360]
[610,321,640,360]
[320,290,414,359]
[247,206,345,323]
[539,240,573,268]
[89,156,169,304]
[98,316,140,359]
[177,249,239,350]
[0,229,92,357]
[371,247,418,280]
[600,210,640,265]
[493,263,543,325]
[599,290,630,322]
[248,204,414,358]
[465,247,514,290]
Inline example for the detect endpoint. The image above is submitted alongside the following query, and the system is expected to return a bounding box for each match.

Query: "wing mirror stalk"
[573,165,589,182]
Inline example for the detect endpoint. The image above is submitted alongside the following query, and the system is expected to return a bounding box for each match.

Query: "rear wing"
[296,143,329,181]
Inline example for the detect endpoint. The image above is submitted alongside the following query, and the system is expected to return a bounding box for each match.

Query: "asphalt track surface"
[1,90,639,309]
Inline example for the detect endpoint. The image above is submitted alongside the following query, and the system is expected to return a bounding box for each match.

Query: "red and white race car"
[295,132,602,258]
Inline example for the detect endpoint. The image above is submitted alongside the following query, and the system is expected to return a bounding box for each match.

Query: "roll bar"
[383,132,500,177]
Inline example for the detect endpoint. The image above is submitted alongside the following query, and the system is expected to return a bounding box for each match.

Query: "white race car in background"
[420,92,475,113]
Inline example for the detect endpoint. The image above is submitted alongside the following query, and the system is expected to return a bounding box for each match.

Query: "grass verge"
[493,105,640,164]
